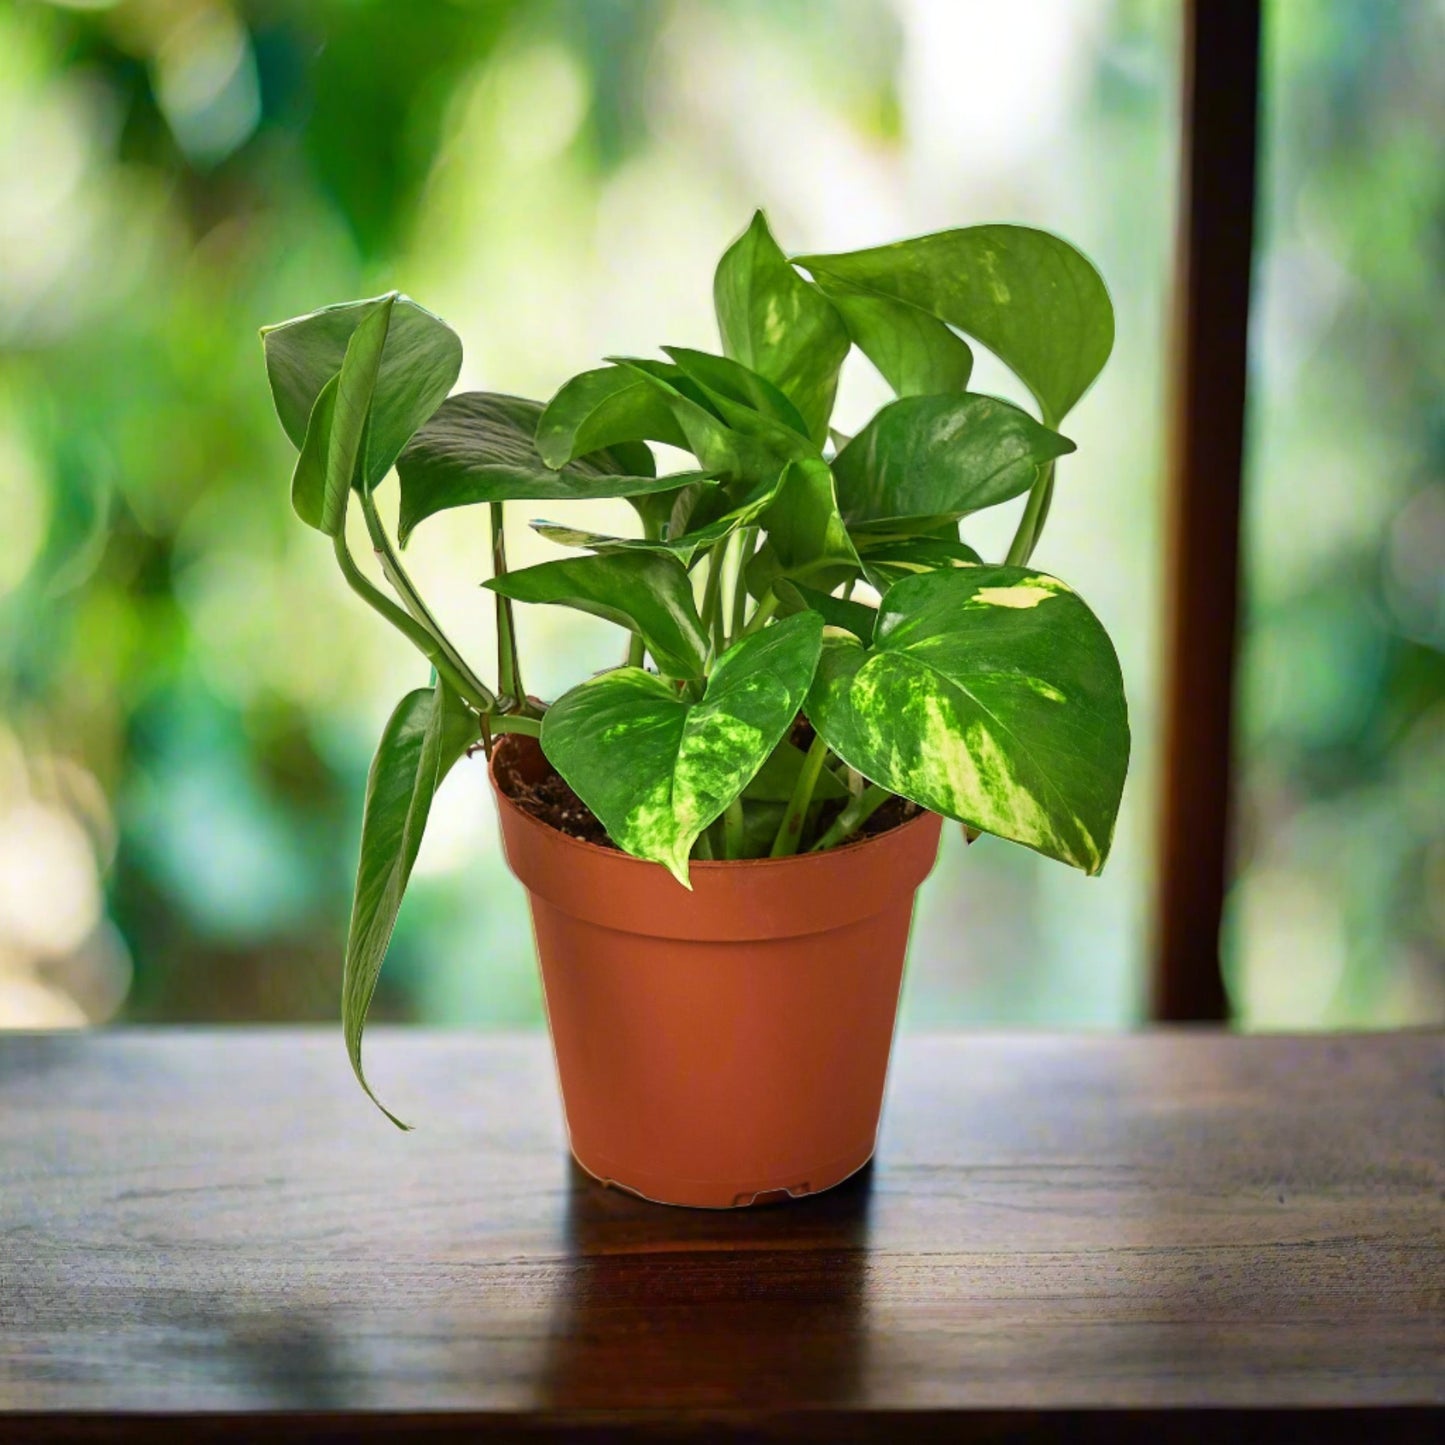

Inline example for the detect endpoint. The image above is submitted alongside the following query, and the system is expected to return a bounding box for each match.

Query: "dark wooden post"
[1152,0,1263,1021]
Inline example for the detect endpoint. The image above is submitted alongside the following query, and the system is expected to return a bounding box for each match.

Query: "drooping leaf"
[541,611,825,883]
[742,734,850,803]
[796,225,1114,424]
[344,679,477,1126]
[537,365,691,467]
[714,211,850,445]
[485,551,709,680]
[818,280,974,398]
[532,470,786,566]
[775,579,877,644]
[263,292,462,482]
[394,392,708,545]
[832,394,1074,529]
[661,346,811,438]
[288,297,393,535]
[854,533,982,593]
[807,566,1129,874]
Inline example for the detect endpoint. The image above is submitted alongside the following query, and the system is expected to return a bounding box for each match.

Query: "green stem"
[332,531,495,712]
[626,631,646,668]
[741,589,779,638]
[357,488,495,709]
[811,784,891,853]
[694,827,715,861]
[722,795,745,860]
[728,527,757,645]
[490,502,531,712]
[1006,458,1054,567]
[770,729,830,857]
[700,540,728,657]
[489,712,542,739]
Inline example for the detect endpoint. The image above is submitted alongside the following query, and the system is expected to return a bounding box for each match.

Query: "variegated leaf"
[807,566,1129,874]
[796,225,1114,424]
[832,393,1074,530]
[714,210,850,445]
[541,611,825,883]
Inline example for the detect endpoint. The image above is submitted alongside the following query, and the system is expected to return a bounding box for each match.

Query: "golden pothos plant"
[261,213,1129,1122]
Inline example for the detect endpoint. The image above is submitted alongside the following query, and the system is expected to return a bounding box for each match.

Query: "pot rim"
[486,736,941,875]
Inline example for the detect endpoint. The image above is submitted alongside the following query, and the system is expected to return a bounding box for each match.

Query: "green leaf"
[485,551,709,680]
[344,679,477,1126]
[775,579,877,644]
[537,365,690,467]
[807,566,1129,874]
[288,297,394,535]
[752,456,860,594]
[796,226,1113,424]
[854,533,982,593]
[612,358,796,485]
[263,292,462,481]
[532,470,785,566]
[832,394,1075,529]
[394,392,707,545]
[714,211,850,445]
[661,346,811,438]
[541,611,825,883]
[819,280,974,397]
[744,733,850,803]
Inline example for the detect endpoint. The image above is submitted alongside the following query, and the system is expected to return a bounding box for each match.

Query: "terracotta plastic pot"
[490,736,944,1209]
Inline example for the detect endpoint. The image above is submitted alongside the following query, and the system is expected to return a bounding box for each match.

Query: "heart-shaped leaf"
[832,394,1074,529]
[395,392,707,545]
[263,292,462,483]
[486,551,709,680]
[541,611,825,883]
[819,280,974,398]
[537,365,692,468]
[796,225,1113,424]
[714,211,850,445]
[344,679,477,1126]
[807,566,1129,874]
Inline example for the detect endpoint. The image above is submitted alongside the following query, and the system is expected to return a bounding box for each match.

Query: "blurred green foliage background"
[0,0,1439,1045]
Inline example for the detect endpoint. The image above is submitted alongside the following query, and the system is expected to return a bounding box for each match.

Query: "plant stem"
[694,827,714,861]
[1006,458,1054,566]
[811,784,891,852]
[770,729,830,857]
[699,539,728,656]
[741,589,779,638]
[728,527,757,644]
[626,631,646,668]
[722,795,745,860]
[490,502,531,712]
[356,488,495,709]
[489,712,542,739]
[332,531,496,713]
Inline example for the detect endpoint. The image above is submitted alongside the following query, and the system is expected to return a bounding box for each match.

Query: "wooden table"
[1,1030,1440,1440]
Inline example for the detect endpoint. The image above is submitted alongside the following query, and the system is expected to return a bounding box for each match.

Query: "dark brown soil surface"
[494,743,618,849]
[492,725,919,854]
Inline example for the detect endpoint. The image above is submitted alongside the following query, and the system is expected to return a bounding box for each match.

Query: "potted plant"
[260,212,1129,1208]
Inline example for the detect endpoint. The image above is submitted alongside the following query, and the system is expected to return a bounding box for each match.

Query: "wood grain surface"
[1,1030,1441,1441]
